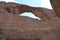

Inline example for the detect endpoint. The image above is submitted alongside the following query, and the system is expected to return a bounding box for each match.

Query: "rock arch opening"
[20,12,41,20]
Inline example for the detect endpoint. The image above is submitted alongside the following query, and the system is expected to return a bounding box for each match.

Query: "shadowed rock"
[0,1,60,40]
[50,0,60,18]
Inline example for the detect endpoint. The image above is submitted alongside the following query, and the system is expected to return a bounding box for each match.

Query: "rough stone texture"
[50,0,60,18]
[0,1,60,40]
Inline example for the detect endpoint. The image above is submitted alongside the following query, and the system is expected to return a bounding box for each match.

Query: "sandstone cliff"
[0,1,60,40]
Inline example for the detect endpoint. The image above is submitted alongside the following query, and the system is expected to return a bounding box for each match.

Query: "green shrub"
[0,28,4,40]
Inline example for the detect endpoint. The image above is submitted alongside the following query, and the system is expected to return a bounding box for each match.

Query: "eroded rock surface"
[0,1,60,40]
[50,0,60,18]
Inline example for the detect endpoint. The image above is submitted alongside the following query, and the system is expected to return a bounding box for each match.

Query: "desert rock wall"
[0,1,60,40]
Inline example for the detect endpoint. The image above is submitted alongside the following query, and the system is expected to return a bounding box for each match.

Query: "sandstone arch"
[0,1,60,40]
[5,3,47,20]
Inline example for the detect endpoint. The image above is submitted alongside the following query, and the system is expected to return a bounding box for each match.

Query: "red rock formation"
[50,0,60,18]
[5,2,47,20]
[0,1,60,40]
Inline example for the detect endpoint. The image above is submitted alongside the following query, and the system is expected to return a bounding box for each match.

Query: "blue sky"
[0,0,52,20]
[15,0,52,9]
[0,0,52,9]
[15,0,41,7]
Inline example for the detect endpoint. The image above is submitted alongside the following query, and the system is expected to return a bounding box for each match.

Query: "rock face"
[0,1,60,40]
[50,0,60,18]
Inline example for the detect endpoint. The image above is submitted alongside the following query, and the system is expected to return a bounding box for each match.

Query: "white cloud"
[0,0,16,2]
[40,0,52,9]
